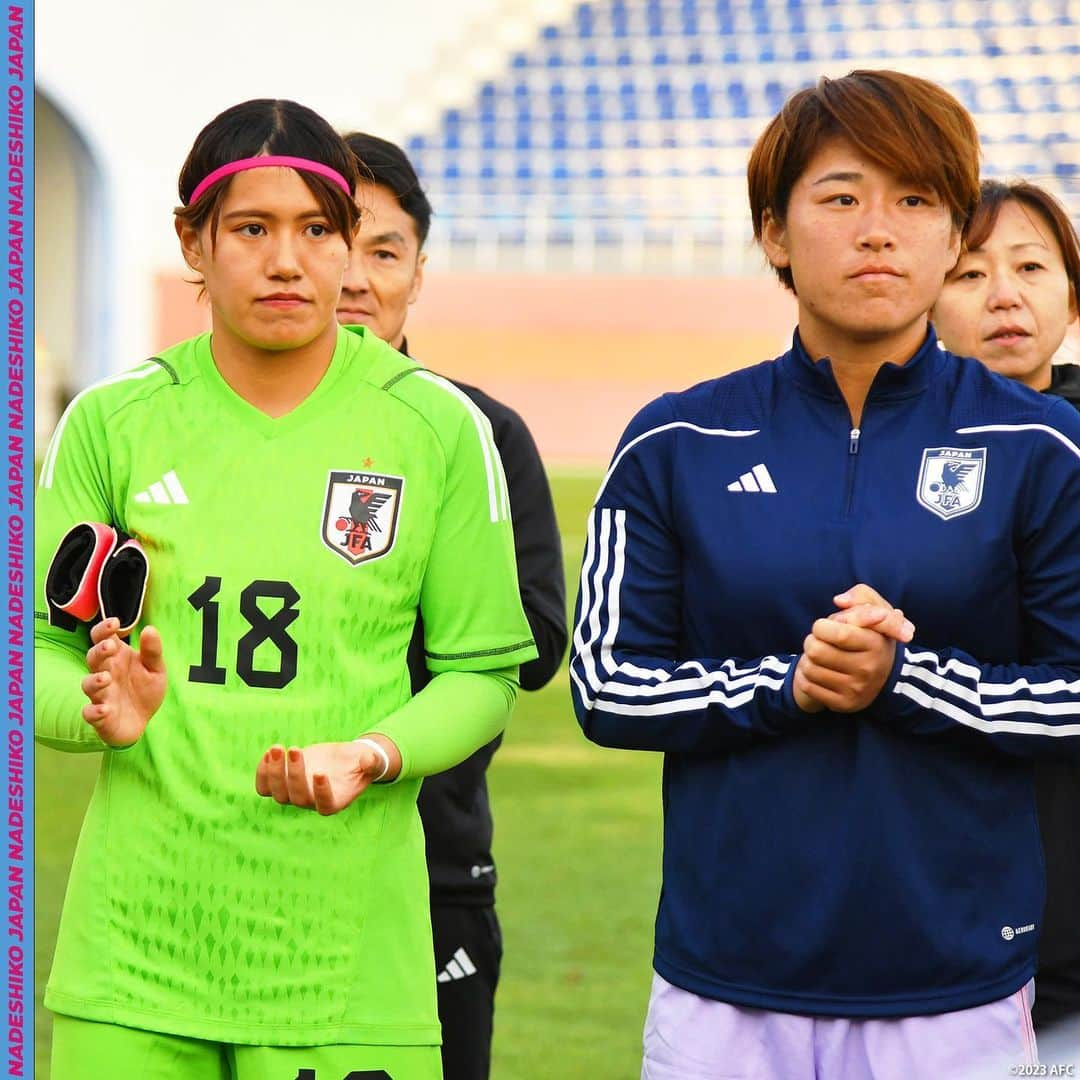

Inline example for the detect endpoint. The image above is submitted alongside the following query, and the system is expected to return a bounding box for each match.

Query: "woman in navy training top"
[571,71,1080,1078]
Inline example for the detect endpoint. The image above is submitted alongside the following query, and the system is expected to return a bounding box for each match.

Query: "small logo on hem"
[1001,923,1035,942]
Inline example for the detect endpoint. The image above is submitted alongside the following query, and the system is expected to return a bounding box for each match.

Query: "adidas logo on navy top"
[727,464,777,493]
[436,947,477,983]
[134,469,189,505]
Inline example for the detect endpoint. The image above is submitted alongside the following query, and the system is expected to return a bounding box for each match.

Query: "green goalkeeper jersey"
[35,325,536,1045]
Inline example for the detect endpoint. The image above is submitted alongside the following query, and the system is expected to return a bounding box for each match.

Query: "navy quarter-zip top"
[571,328,1080,1017]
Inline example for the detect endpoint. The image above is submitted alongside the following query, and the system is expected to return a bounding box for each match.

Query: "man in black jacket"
[933,178,1080,1032]
[337,132,568,1079]
[1036,362,1080,1032]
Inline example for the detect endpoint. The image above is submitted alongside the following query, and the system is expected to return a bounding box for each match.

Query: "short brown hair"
[963,179,1080,302]
[748,70,981,292]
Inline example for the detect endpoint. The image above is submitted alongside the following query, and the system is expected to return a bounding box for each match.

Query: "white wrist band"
[353,737,390,782]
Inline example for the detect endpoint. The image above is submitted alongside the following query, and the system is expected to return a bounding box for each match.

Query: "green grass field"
[35,470,665,1079]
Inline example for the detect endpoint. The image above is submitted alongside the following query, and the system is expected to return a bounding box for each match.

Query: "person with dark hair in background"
[934,178,1080,1033]
[338,131,567,1080]
[36,99,538,1080]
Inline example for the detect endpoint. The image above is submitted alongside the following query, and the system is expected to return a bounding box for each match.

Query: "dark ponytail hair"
[175,99,361,246]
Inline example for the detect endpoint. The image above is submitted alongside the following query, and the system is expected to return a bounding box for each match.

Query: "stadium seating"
[404,0,1080,272]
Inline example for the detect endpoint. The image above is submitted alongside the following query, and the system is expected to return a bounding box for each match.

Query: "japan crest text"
[321,470,405,565]
[916,447,987,521]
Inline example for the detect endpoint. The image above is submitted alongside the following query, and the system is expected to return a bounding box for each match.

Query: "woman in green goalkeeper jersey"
[35,99,535,1080]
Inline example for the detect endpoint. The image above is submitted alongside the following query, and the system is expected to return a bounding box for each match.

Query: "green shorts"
[50,1015,443,1080]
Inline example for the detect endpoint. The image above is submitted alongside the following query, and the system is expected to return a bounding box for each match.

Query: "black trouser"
[431,904,502,1080]
[1032,982,1080,1032]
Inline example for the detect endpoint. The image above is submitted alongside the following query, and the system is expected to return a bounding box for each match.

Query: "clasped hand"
[792,584,914,714]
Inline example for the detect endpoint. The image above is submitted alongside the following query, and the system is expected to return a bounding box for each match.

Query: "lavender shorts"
[642,971,1037,1079]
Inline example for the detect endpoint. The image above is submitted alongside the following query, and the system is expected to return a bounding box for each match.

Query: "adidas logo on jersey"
[436,947,477,983]
[133,469,189,505]
[727,464,777,493]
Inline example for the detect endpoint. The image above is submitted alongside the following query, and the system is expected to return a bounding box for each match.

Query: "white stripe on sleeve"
[595,422,759,501]
[40,364,161,490]
[956,423,1080,464]
[415,371,508,523]
[893,649,1080,737]
[571,506,791,719]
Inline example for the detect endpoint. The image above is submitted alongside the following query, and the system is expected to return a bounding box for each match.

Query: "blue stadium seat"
[692,80,711,119]
[727,81,749,119]
[575,3,594,38]
[408,0,1079,263]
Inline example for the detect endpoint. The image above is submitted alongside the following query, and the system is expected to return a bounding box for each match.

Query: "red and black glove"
[45,522,149,636]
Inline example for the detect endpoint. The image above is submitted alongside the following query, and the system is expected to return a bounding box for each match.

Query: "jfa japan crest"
[916,447,987,521]
[322,470,404,565]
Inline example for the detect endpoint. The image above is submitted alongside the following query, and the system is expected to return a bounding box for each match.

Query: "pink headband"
[186,155,351,205]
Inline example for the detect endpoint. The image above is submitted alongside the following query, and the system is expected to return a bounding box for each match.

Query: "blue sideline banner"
[3,1,31,1077]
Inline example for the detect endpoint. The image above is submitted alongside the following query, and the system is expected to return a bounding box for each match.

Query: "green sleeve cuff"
[35,639,111,754]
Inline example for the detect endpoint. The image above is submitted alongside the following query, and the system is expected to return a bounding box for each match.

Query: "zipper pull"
[849,427,861,455]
